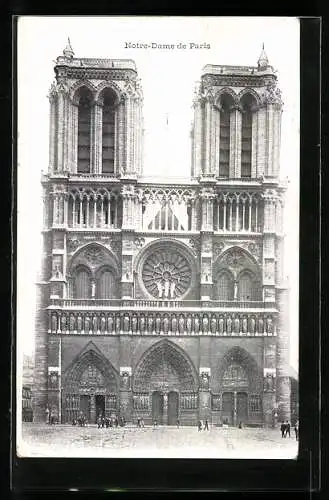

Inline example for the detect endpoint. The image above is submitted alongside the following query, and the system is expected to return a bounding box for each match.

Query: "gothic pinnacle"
[257,43,269,69]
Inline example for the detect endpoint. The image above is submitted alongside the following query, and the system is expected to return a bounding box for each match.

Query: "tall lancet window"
[102,89,116,174]
[219,94,233,178]
[77,88,92,173]
[241,94,255,178]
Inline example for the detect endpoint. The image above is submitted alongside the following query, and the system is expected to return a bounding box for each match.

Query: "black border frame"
[4,12,323,497]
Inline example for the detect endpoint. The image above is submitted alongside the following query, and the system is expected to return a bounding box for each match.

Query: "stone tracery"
[142,249,192,299]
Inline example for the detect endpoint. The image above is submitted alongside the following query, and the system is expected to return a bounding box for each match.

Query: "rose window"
[142,249,192,299]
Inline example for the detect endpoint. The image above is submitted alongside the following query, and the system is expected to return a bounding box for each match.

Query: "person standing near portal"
[204,418,209,430]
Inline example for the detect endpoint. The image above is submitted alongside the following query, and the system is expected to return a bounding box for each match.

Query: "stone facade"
[33,41,291,426]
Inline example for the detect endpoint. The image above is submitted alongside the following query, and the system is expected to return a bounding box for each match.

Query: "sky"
[17,16,300,371]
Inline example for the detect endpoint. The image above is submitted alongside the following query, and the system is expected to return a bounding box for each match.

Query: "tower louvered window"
[77,89,92,173]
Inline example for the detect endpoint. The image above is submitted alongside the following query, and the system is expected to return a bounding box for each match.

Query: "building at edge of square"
[32,40,291,426]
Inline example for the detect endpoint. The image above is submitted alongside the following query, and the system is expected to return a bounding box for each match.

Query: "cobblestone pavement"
[19,423,298,459]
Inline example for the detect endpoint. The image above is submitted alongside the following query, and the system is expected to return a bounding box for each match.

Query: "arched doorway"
[62,344,119,423]
[218,347,262,426]
[168,391,179,425]
[134,340,198,425]
[152,391,164,424]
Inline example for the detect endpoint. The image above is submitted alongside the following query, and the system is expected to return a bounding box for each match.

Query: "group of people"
[198,419,209,431]
[137,417,145,428]
[45,407,57,425]
[72,414,88,427]
[96,414,125,428]
[280,420,299,440]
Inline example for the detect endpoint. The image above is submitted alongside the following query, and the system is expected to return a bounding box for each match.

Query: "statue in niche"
[242,317,248,334]
[258,317,264,333]
[226,315,232,334]
[54,264,62,278]
[250,316,256,334]
[116,315,121,333]
[84,315,90,332]
[121,371,130,390]
[61,315,67,332]
[171,315,177,333]
[200,371,209,390]
[91,281,96,298]
[211,316,217,334]
[139,315,146,333]
[92,315,98,332]
[179,315,185,334]
[163,315,169,334]
[100,316,106,332]
[186,315,192,334]
[155,315,161,333]
[202,315,209,333]
[70,314,75,332]
[132,315,137,333]
[77,315,82,332]
[218,316,224,334]
[48,372,58,388]
[51,314,57,332]
[123,315,130,332]
[266,316,273,334]
[107,315,113,333]
[194,315,200,334]
[234,316,240,333]
[265,373,275,391]
[156,281,163,298]
[147,315,154,333]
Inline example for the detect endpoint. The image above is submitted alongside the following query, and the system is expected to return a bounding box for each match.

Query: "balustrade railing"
[49,298,276,310]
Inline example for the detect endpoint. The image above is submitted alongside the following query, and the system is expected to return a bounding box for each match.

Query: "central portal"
[152,391,164,424]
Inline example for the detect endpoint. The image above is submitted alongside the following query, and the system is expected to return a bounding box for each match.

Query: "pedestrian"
[294,420,299,440]
[153,418,157,428]
[140,418,145,428]
[285,420,291,438]
[177,419,180,428]
[45,407,50,424]
[238,421,243,429]
[203,419,209,431]
[280,421,286,438]
[137,417,141,428]
[115,416,118,428]
[97,415,102,428]
[198,420,202,431]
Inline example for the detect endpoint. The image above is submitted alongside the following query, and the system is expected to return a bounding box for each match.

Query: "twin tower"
[33,40,291,427]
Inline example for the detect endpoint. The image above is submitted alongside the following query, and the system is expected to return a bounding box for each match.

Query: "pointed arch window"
[102,89,116,174]
[237,271,261,301]
[73,266,92,298]
[77,88,92,173]
[216,271,234,300]
[97,268,116,299]
[219,95,233,178]
[240,94,256,178]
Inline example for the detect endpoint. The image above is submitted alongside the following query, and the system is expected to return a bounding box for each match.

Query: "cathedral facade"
[33,41,291,427]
